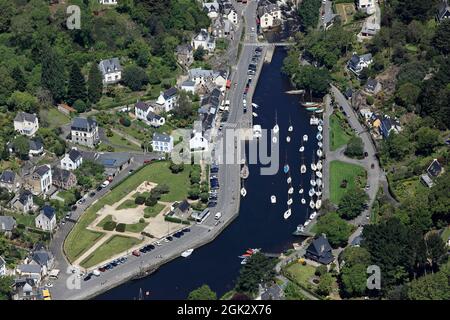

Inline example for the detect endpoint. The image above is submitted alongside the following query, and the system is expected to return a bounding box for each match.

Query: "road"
[50,0,263,300]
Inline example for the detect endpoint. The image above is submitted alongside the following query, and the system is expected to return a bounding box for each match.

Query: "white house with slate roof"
[61,148,83,171]
[12,190,34,213]
[189,68,215,85]
[203,1,220,19]
[0,216,16,237]
[98,58,122,84]
[35,205,56,232]
[347,53,373,75]
[156,87,178,112]
[257,1,282,29]
[70,117,99,148]
[181,80,196,94]
[134,101,165,127]
[192,29,216,53]
[25,165,52,195]
[152,133,173,153]
[14,112,39,137]
[0,170,21,193]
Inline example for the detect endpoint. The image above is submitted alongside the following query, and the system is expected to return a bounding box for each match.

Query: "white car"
[251,27,255,32]
[101,180,110,188]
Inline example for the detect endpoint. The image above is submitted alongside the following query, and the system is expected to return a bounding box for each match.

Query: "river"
[96,48,317,300]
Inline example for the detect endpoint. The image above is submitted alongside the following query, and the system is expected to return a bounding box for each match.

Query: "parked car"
[101,180,110,188]
[89,192,96,197]
[132,250,141,257]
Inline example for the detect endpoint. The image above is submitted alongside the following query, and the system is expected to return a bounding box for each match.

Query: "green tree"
[284,282,306,300]
[188,284,217,300]
[67,63,87,105]
[428,172,450,222]
[407,265,450,300]
[316,272,334,296]
[7,91,38,113]
[340,264,368,298]
[41,46,66,102]
[345,136,364,158]
[315,212,353,248]
[0,276,13,300]
[415,127,441,156]
[395,82,421,109]
[11,66,26,92]
[193,46,206,61]
[235,253,276,296]
[122,65,149,91]
[293,65,330,97]
[433,19,450,54]
[87,63,103,104]
[298,0,321,32]
[13,135,30,159]
[172,90,193,119]
[337,188,368,220]
[381,132,412,161]
[339,246,371,268]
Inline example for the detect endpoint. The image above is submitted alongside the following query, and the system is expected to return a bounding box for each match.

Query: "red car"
[132,250,141,257]
[144,159,152,164]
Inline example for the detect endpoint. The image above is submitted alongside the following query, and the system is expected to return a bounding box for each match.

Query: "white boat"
[253,125,262,139]
[310,117,319,125]
[309,199,315,209]
[317,149,323,157]
[318,119,324,126]
[315,199,322,210]
[288,126,293,132]
[181,249,194,257]
[310,179,316,187]
[316,132,323,141]
[286,136,291,143]
[318,125,323,132]
[309,212,317,220]
[288,187,294,194]
[287,198,293,205]
[300,165,307,174]
[241,187,247,197]
[287,176,292,184]
[304,219,311,226]
[299,188,304,194]
[252,103,259,108]
[252,112,258,117]
[318,141,323,148]
[311,163,317,171]
[316,178,322,186]
[284,209,292,220]
[299,146,305,152]
[301,198,306,204]
[316,171,323,178]
[316,190,322,196]
[273,124,279,134]
[272,136,277,143]
[303,134,308,142]
[271,195,277,203]
[309,188,315,197]
[241,258,248,265]
[316,161,323,170]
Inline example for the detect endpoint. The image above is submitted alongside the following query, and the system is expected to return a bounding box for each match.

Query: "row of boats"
[238,248,260,265]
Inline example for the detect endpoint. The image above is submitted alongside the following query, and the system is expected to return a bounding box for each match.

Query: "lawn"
[57,190,76,204]
[107,132,142,152]
[144,203,165,218]
[7,212,36,228]
[329,160,367,204]
[97,215,113,229]
[79,235,142,269]
[285,263,317,289]
[125,221,149,233]
[391,177,428,203]
[329,113,353,151]
[117,199,138,210]
[41,108,71,129]
[64,161,191,262]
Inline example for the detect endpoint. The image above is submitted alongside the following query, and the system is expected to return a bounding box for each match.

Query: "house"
[152,133,174,153]
[225,8,239,26]
[305,234,335,264]
[96,152,133,178]
[189,68,215,85]
[28,139,44,157]
[61,148,83,171]
[203,1,220,19]
[146,111,166,127]
[156,87,178,112]
[257,1,282,29]
[134,101,165,127]
[211,17,226,38]
[322,0,337,30]
[35,205,57,232]
[99,58,122,85]
[360,18,380,38]
[359,108,373,122]
[25,165,52,195]
[190,131,209,151]
[169,200,192,220]
[427,159,444,178]
[99,0,117,4]
[191,208,210,223]
[344,88,353,100]
[30,246,54,276]
[16,264,42,281]
[70,117,100,148]
[52,167,77,190]
[12,190,34,213]
[14,112,39,137]
[57,104,76,116]
[0,216,16,237]
[0,256,5,276]
[347,53,373,75]
[192,29,216,53]
[365,78,382,95]
[380,115,401,139]
[436,0,450,22]
[181,80,196,94]
[357,0,375,13]
[0,170,21,193]
[12,277,40,300]
[420,173,434,188]
[213,71,228,91]
[176,44,194,68]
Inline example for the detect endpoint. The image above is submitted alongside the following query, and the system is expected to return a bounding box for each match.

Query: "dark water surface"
[96,48,317,300]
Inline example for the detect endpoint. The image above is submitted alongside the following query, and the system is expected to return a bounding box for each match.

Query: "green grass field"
[125,222,149,233]
[285,263,316,289]
[97,215,113,229]
[80,235,142,269]
[116,199,138,210]
[107,132,142,152]
[64,161,191,262]
[330,114,353,151]
[42,108,71,129]
[144,203,165,218]
[329,161,367,204]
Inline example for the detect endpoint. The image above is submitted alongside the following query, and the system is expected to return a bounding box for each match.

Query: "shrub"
[145,195,158,207]
[315,265,328,277]
[115,223,126,232]
[135,196,146,205]
[366,95,374,105]
[139,218,145,223]
[103,221,117,231]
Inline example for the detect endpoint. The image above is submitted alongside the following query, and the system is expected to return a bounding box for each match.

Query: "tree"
[345,136,364,158]
[169,161,184,173]
[340,264,368,298]
[316,272,334,296]
[293,65,330,97]
[235,253,276,295]
[415,127,441,156]
[87,63,103,104]
[337,188,368,220]
[7,91,38,113]
[187,284,217,300]
[122,65,149,91]
[193,46,206,61]
[298,0,322,32]
[284,282,306,300]
[13,136,30,159]
[0,276,13,300]
[395,82,421,109]
[433,19,450,55]
[428,172,450,222]
[315,212,353,248]
[339,247,371,268]
[41,46,66,102]
[67,63,87,105]
[11,66,26,92]
[381,132,412,161]
[407,265,450,300]
[172,90,193,119]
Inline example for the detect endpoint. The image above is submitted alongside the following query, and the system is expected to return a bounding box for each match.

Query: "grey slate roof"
[437,0,450,20]
[32,250,53,267]
[14,112,37,123]
[17,264,41,274]
[41,205,55,220]
[0,216,17,232]
[98,58,122,75]
[18,190,33,205]
[52,167,73,184]
[427,159,443,177]
[29,139,43,152]
[153,133,171,143]
[176,44,193,54]
[189,68,214,79]
[366,78,378,91]
[146,111,162,121]
[71,117,97,132]
[305,235,334,264]
[163,87,178,99]
[97,152,131,168]
[135,101,151,112]
[0,170,15,184]
[34,165,50,177]
[68,148,82,162]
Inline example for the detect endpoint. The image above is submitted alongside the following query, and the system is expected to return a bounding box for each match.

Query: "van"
[215,212,222,220]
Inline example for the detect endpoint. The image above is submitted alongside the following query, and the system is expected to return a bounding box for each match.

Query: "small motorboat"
[287,198,293,206]
[181,249,194,257]
[287,176,292,184]
[271,195,277,203]
[317,149,323,157]
[299,188,304,194]
[272,136,277,143]
[283,164,290,174]
[309,199,315,209]
[299,146,305,152]
[310,179,316,187]
[309,212,317,220]
[315,199,322,210]
[317,161,323,170]
[284,209,292,220]
[318,119,324,126]
[316,178,322,187]
[301,198,306,204]
[311,163,317,171]
[309,188,315,197]
[273,124,279,134]
[318,141,323,148]
[316,190,322,197]
[300,165,307,174]
[304,219,311,226]
[241,258,248,265]
[293,224,304,235]
[318,125,323,132]
[252,103,259,108]
[241,187,247,197]
[316,171,323,178]
[303,134,308,142]
[316,132,323,141]
[310,117,319,125]
[288,187,294,194]
[288,126,293,132]
[286,136,291,143]
[252,112,258,117]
